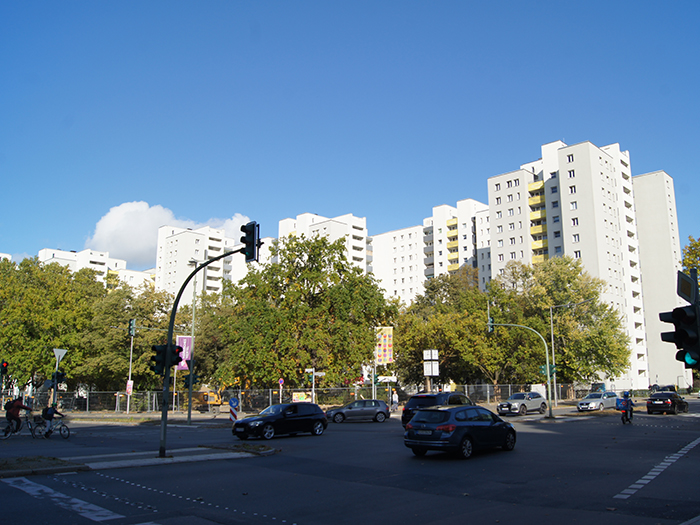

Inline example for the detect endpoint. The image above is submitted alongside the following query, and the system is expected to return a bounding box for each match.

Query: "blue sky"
[1,1,699,270]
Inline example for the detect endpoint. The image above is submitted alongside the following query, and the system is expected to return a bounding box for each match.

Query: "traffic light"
[240,221,259,263]
[660,304,700,368]
[487,317,494,333]
[183,373,200,389]
[151,345,167,376]
[170,345,183,367]
[0,360,7,375]
[128,319,136,337]
[56,371,66,384]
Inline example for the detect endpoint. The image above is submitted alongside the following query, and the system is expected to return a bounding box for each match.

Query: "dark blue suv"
[401,392,473,428]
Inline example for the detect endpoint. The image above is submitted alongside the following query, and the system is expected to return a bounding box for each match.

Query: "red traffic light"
[0,360,8,375]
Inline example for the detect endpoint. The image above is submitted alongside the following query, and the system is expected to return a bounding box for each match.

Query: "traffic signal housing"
[128,319,136,337]
[659,304,700,368]
[487,317,494,333]
[1,360,7,375]
[170,345,183,368]
[240,221,259,263]
[151,345,167,376]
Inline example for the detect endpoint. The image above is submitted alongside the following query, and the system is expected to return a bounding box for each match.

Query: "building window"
[497,225,503,233]
[573,234,580,243]
[498,240,504,247]
[567,154,574,162]
[552,201,559,208]
[498,254,504,262]
[496,211,502,219]
[570,201,578,210]
[496,197,501,205]
[495,183,501,191]
[568,170,575,178]
[551,186,558,194]
[508,208,514,216]
[554,231,561,238]
[555,246,562,254]
[507,180,513,188]
[510,237,516,245]
[569,185,577,194]
[508,194,514,202]
[508,223,515,230]
[572,217,579,226]
[574,250,581,259]
[510,252,516,260]
[552,216,560,223]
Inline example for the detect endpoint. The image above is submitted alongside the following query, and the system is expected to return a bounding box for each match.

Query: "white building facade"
[38,248,128,283]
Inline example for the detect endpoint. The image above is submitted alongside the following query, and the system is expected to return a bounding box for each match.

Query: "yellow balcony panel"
[531,239,548,250]
[532,254,548,264]
[530,224,547,235]
[447,240,459,249]
[447,229,458,239]
[528,195,545,206]
[528,181,544,192]
[446,218,458,227]
[530,210,546,220]
[447,252,459,261]
[447,263,460,272]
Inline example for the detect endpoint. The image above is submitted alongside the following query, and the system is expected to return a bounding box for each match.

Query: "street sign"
[423,349,438,361]
[677,270,698,304]
[126,380,133,395]
[279,378,284,385]
[314,371,326,377]
[53,348,67,363]
[229,398,239,421]
[378,375,398,383]
[423,361,439,377]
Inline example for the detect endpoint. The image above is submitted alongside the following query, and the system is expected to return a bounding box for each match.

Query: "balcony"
[447,252,459,261]
[447,240,459,249]
[446,218,458,227]
[424,266,435,277]
[531,239,548,250]
[447,263,460,272]
[528,194,545,206]
[532,254,549,264]
[528,180,544,192]
[530,224,547,235]
[447,229,458,239]
[424,245,434,255]
[530,209,546,221]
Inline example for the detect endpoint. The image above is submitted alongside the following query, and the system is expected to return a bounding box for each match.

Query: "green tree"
[208,235,397,389]
[682,235,700,278]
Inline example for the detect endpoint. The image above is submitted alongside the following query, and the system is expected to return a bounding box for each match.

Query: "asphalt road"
[3,402,700,525]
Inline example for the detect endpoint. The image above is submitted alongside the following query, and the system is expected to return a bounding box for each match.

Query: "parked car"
[646,392,689,415]
[577,391,618,412]
[497,392,546,416]
[404,405,516,459]
[401,392,474,428]
[232,403,328,440]
[326,399,390,423]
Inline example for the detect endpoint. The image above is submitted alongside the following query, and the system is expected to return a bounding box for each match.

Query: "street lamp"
[549,298,594,406]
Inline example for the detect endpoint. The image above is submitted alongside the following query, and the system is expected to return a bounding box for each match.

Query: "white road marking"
[2,477,124,521]
[613,436,700,499]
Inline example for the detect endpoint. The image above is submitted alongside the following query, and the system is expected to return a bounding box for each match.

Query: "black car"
[646,392,689,415]
[233,403,328,440]
[404,405,516,459]
[401,392,474,428]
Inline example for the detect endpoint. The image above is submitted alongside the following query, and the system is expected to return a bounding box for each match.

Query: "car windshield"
[509,393,526,400]
[260,405,286,416]
[584,393,602,399]
[412,410,450,424]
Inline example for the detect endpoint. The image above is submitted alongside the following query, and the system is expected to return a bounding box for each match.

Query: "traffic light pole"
[158,246,245,458]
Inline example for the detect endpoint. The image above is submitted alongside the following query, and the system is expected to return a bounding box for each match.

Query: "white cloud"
[85,201,250,269]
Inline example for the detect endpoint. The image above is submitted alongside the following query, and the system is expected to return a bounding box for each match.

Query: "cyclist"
[43,403,65,437]
[4,398,32,434]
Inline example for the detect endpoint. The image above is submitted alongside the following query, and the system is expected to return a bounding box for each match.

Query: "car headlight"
[510,403,519,408]
[249,420,263,428]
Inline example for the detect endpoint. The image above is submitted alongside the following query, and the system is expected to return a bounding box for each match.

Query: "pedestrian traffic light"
[660,304,700,368]
[487,317,494,333]
[183,373,199,389]
[128,319,136,337]
[0,360,7,375]
[151,345,167,376]
[240,221,259,263]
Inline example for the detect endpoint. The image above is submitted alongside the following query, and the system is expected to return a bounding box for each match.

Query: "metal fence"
[2,382,609,414]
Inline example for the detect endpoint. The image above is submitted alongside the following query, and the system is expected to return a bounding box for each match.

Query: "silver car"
[577,391,618,412]
[326,399,390,423]
[497,392,547,416]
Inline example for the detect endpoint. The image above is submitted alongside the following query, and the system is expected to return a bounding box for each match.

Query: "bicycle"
[42,416,70,439]
[1,411,45,439]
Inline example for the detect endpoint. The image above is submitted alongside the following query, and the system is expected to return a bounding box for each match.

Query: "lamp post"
[186,258,201,425]
[549,298,594,406]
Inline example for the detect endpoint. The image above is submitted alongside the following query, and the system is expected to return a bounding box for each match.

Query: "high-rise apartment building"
[38,248,128,283]
[371,225,426,303]
[278,213,370,272]
[485,140,689,390]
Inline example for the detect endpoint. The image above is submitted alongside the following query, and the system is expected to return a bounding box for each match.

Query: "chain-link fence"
[2,382,610,414]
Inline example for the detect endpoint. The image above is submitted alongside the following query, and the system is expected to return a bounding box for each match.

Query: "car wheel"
[519,405,527,416]
[375,412,387,423]
[311,421,325,436]
[672,405,678,415]
[502,431,516,451]
[333,413,345,424]
[598,403,604,411]
[412,447,427,457]
[458,436,474,459]
[262,424,275,440]
[539,403,546,414]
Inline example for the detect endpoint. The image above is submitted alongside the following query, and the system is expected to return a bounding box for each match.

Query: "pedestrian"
[391,390,399,412]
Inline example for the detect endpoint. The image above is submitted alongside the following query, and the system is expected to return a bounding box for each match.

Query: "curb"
[0,463,89,479]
